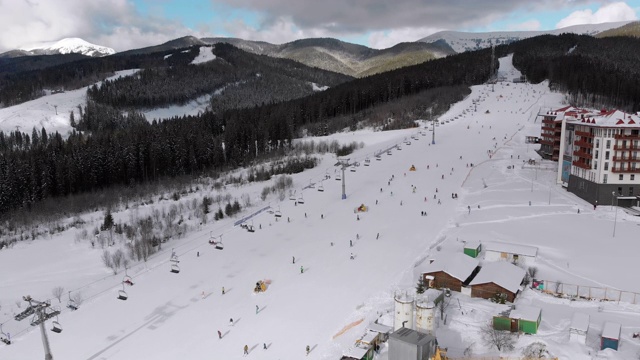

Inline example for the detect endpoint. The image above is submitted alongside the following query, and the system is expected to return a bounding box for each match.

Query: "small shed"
[493,305,541,334]
[601,322,621,351]
[463,241,482,258]
[482,241,538,265]
[388,327,437,360]
[469,261,525,303]
[420,253,480,292]
[569,313,589,344]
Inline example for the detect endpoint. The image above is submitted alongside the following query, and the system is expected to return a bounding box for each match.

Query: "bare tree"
[111,249,124,274]
[528,266,538,279]
[438,290,451,320]
[480,322,515,352]
[52,286,65,303]
[521,342,549,358]
[102,249,113,272]
[71,292,84,306]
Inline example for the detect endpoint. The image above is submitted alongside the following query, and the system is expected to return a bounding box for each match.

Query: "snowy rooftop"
[389,327,436,346]
[482,241,538,257]
[367,322,393,335]
[359,330,378,345]
[464,240,481,249]
[602,322,621,339]
[343,343,370,359]
[469,261,525,293]
[419,252,479,281]
[570,312,590,332]
[509,304,541,322]
[552,106,640,128]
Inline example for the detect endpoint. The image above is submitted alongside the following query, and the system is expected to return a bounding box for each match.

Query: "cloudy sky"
[0,0,638,52]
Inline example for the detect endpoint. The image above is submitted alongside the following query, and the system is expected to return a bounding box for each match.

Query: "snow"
[311,82,329,91]
[469,261,525,293]
[1,55,640,360]
[190,46,216,65]
[602,322,621,340]
[571,312,590,332]
[418,252,479,281]
[0,69,138,136]
[482,241,538,257]
[510,304,541,322]
[142,93,211,120]
[20,37,115,57]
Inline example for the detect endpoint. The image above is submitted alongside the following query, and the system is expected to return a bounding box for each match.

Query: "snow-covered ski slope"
[0,70,138,136]
[1,55,639,360]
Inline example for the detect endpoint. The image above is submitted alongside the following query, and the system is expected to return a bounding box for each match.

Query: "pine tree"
[101,209,114,231]
[416,277,426,294]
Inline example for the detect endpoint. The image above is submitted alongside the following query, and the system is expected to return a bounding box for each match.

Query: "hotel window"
[594,161,597,170]
[595,150,599,159]
[631,175,635,181]
[596,139,600,148]
[619,174,624,181]
[606,140,611,149]
[605,151,609,160]
[604,162,609,171]
[603,174,608,183]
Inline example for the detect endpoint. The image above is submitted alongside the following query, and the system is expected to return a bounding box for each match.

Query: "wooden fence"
[540,280,639,304]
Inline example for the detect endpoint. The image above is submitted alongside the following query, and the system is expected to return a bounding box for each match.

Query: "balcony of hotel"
[612,156,639,162]
[611,167,640,173]
[574,140,593,149]
[575,130,594,138]
[572,160,591,170]
[613,144,640,151]
[614,133,640,140]
[541,118,558,125]
[573,150,593,159]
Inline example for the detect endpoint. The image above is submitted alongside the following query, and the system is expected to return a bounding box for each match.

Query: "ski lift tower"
[16,295,59,360]
[335,158,351,200]
[490,45,496,92]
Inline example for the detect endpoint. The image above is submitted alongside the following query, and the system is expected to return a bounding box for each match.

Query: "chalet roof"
[464,240,481,249]
[469,261,525,293]
[570,312,590,332]
[483,241,538,257]
[602,322,621,340]
[509,304,541,322]
[420,252,479,281]
[367,322,393,335]
[558,107,640,128]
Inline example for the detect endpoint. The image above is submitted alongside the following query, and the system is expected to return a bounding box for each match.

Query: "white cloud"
[507,20,542,31]
[223,16,343,45]
[555,1,638,29]
[0,0,199,53]
[368,27,444,49]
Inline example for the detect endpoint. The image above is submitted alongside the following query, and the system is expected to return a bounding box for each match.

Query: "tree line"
[503,34,640,111]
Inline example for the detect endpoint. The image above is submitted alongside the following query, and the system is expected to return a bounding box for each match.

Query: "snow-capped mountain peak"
[19,37,115,57]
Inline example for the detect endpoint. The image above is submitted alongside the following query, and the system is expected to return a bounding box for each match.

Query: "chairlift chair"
[275,207,282,218]
[51,320,62,333]
[364,158,370,166]
[318,184,324,192]
[376,155,382,161]
[297,196,305,204]
[350,166,356,172]
[215,241,224,250]
[0,324,11,345]
[170,263,180,273]
[123,275,134,286]
[335,174,341,181]
[247,223,255,233]
[67,299,78,311]
[117,284,128,301]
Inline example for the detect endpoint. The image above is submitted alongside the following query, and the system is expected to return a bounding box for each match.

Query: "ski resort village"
[1,49,639,360]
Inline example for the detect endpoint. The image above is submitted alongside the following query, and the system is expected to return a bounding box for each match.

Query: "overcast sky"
[0,0,638,53]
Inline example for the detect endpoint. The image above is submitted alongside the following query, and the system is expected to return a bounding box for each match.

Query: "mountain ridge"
[420,21,633,52]
[13,37,115,57]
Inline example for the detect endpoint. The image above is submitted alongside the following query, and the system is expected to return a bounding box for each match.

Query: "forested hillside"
[505,34,640,111]
[0,47,491,215]
[88,44,352,111]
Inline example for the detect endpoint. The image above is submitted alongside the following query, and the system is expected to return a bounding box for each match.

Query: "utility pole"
[612,192,618,237]
[15,296,58,360]
[431,119,436,145]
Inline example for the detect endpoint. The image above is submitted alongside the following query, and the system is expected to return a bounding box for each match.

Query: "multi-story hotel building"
[539,107,640,207]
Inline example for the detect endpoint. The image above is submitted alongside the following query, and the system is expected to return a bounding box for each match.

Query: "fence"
[539,280,639,304]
